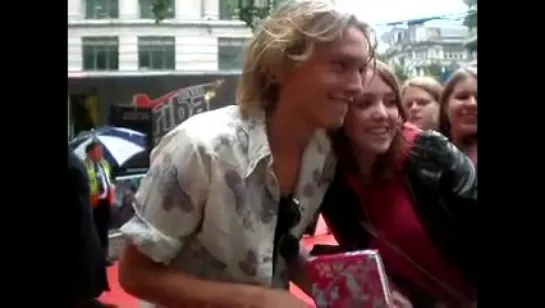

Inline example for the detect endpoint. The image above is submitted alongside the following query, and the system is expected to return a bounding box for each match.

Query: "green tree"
[152,0,284,30]
[235,0,283,31]
[376,53,389,62]
[463,0,477,29]
[424,62,443,80]
[394,66,409,82]
[463,0,477,10]
[151,0,174,23]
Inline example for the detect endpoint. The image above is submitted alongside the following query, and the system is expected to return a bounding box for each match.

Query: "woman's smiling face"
[344,69,400,155]
[446,75,478,137]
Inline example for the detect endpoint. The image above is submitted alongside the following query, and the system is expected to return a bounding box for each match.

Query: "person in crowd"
[401,76,443,131]
[68,146,116,308]
[85,141,116,263]
[318,61,477,308]
[117,1,373,307]
[438,67,477,164]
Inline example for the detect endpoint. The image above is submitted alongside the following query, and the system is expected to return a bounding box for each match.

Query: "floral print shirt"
[121,105,336,307]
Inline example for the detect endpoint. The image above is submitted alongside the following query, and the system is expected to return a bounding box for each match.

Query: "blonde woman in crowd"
[401,76,444,131]
[118,1,374,307]
[438,67,478,164]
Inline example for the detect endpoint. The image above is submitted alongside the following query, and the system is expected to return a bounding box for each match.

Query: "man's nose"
[344,71,364,98]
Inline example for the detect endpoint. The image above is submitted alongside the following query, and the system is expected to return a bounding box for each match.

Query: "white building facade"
[382,23,472,77]
[68,0,255,77]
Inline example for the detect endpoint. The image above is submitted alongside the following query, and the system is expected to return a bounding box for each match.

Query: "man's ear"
[269,67,284,84]
[269,60,294,84]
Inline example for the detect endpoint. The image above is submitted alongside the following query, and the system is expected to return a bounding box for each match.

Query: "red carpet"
[101,235,336,307]
[100,264,140,307]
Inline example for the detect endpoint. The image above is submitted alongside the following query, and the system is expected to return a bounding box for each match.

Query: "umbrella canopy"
[70,126,147,166]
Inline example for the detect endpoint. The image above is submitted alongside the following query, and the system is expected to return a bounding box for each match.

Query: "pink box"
[306,250,392,308]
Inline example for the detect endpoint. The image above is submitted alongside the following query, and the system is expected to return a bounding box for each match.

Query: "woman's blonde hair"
[236,0,375,118]
[401,76,444,102]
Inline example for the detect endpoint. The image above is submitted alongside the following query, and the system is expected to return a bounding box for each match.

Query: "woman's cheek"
[447,100,461,125]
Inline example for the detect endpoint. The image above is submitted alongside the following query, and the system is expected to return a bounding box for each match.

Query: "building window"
[139,0,175,19]
[218,38,246,71]
[82,37,119,71]
[138,37,176,70]
[85,0,119,19]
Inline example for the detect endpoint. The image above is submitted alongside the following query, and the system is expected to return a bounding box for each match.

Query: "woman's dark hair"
[332,61,409,183]
[438,67,478,139]
[85,140,102,154]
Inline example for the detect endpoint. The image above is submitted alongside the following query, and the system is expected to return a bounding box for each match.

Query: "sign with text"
[133,81,223,146]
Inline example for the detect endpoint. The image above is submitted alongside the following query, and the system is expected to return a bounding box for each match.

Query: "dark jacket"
[67,147,109,300]
[318,130,477,303]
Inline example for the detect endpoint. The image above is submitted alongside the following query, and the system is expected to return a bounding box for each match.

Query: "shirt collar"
[238,109,334,180]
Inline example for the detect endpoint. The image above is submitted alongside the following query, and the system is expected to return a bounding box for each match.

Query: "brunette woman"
[438,67,477,164]
[401,76,443,131]
[317,62,477,308]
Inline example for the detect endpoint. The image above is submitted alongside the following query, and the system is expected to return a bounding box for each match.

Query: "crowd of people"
[401,70,477,164]
[68,1,477,307]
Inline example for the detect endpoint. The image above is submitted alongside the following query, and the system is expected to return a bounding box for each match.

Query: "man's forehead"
[318,28,369,61]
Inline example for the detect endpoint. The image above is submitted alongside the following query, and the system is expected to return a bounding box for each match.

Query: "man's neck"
[266,103,316,156]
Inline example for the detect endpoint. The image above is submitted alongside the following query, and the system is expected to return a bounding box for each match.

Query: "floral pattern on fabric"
[121,106,335,308]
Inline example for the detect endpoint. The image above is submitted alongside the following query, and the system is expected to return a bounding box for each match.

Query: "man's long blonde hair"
[236,0,376,118]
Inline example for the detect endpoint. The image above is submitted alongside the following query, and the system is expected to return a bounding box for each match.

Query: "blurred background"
[68,0,477,164]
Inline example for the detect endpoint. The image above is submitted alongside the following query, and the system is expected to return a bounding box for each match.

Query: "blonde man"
[119,1,374,307]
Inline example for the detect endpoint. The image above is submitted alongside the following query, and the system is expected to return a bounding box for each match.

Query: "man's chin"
[323,121,343,131]
[321,115,345,130]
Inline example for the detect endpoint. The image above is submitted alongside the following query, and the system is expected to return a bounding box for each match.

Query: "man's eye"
[384,99,396,107]
[332,60,348,71]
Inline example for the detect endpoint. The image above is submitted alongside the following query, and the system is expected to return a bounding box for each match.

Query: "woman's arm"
[288,247,313,295]
[317,167,372,252]
[412,130,477,218]
[410,131,478,283]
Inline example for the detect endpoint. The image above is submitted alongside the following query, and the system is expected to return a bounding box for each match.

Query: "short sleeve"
[120,126,210,265]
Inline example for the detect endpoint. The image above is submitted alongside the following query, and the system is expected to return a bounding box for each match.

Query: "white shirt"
[120,105,336,308]
[96,162,110,199]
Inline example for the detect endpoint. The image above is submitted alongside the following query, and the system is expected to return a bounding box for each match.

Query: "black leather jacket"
[318,130,477,302]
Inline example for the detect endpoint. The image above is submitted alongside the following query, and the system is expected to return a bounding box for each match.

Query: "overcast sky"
[333,0,469,51]
[334,0,468,25]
